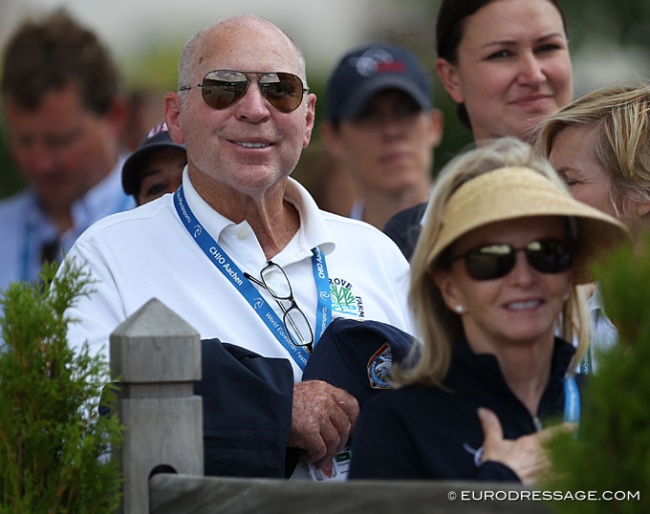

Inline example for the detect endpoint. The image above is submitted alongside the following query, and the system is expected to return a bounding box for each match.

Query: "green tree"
[0,261,123,513]
[543,234,650,513]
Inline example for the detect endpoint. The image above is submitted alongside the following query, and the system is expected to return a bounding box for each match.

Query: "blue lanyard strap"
[563,375,580,425]
[173,186,331,370]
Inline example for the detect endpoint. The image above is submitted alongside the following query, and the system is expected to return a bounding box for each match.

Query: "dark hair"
[435,0,567,129]
[1,8,120,115]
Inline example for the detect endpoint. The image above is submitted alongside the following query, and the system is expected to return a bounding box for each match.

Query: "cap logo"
[350,48,404,77]
[146,122,169,140]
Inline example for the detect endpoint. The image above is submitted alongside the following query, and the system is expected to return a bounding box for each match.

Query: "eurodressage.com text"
[446,489,640,503]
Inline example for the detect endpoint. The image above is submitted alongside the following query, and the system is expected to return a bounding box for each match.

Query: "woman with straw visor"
[349,138,629,483]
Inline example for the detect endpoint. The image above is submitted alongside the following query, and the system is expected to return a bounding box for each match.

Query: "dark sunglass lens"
[201,71,249,109]
[465,244,515,281]
[527,241,572,273]
[259,73,303,112]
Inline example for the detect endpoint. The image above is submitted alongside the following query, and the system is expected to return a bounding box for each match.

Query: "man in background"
[322,42,442,230]
[0,9,134,293]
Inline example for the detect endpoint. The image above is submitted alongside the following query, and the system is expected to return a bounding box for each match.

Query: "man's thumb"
[478,407,503,445]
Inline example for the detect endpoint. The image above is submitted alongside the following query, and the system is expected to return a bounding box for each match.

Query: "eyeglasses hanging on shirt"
[244,261,314,352]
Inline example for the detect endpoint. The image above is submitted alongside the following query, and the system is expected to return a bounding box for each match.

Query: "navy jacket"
[194,339,294,478]
[349,338,582,481]
[382,202,426,261]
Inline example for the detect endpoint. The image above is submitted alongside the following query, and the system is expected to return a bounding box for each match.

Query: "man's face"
[332,90,442,195]
[165,19,316,202]
[3,83,121,213]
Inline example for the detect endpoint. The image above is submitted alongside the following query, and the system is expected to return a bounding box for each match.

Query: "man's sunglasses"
[449,239,573,281]
[179,70,308,113]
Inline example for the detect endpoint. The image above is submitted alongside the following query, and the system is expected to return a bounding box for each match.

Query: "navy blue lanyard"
[173,186,331,370]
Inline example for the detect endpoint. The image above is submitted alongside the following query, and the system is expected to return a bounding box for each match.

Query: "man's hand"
[478,407,574,485]
[289,380,359,475]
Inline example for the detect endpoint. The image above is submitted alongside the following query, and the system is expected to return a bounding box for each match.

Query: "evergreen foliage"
[0,260,123,513]
[543,233,650,513]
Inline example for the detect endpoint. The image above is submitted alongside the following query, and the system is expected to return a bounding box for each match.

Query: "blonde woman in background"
[535,81,650,372]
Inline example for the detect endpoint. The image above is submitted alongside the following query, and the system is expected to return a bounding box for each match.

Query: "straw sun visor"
[430,167,631,284]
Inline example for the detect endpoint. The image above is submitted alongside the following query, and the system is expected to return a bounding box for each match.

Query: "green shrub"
[543,233,650,513]
[0,261,123,513]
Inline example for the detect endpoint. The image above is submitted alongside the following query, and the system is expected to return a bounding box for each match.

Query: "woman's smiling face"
[434,215,573,353]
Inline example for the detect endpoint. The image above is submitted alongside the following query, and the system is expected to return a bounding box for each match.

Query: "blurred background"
[1,0,649,199]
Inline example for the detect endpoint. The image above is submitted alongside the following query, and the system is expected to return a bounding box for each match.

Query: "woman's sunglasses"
[179,70,308,113]
[450,239,573,281]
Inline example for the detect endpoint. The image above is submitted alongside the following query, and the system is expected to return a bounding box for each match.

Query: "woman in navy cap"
[121,122,186,206]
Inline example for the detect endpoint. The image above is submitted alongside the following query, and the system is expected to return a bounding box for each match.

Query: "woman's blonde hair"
[535,81,650,222]
[394,137,590,387]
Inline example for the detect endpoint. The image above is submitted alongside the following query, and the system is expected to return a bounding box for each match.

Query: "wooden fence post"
[110,298,203,514]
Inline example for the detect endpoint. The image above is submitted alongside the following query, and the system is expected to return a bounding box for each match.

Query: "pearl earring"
[454,305,464,314]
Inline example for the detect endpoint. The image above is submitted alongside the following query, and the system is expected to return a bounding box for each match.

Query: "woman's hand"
[478,407,575,485]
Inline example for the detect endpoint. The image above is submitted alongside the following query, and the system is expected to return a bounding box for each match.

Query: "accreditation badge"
[306,447,352,482]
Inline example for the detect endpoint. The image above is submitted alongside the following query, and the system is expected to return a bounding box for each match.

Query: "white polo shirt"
[64,169,412,381]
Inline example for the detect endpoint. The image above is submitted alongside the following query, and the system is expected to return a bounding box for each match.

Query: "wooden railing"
[110,298,553,514]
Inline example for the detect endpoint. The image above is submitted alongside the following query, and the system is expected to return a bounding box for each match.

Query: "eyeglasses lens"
[464,240,572,281]
[260,263,292,299]
[284,306,313,347]
[260,263,313,347]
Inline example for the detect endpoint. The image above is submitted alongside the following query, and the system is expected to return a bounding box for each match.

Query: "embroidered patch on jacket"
[329,278,365,318]
[367,342,393,389]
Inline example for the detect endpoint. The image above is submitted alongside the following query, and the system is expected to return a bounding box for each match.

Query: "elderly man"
[0,9,133,294]
[63,15,412,479]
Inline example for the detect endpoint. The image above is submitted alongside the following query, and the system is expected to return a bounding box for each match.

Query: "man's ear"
[637,201,650,218]
[302,93,317,149]
[164,92,185,144]
[428,108,444,148]
[321,120,346,161]
[435,57,465,104]
[104,94,129,141]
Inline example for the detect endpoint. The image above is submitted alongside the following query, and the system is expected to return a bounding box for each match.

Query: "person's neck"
[40,153,119,234]
[498,345,552,416]
[43,205,74,234]
[467,334,554,417]
[190,169,300,260]
[357,179,431,230]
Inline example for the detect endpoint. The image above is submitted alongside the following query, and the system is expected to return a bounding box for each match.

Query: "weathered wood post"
[110,298,203,514]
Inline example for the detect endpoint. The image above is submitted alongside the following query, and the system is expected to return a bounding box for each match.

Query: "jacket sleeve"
[194,339,294,478]
[348,394,423,479]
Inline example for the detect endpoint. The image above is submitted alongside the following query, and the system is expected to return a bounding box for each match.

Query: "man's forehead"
[194,21,300,75]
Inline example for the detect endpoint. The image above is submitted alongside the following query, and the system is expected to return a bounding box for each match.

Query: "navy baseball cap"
[122,122,186,196]
[302,318,415,406]
[325,42,433,124]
